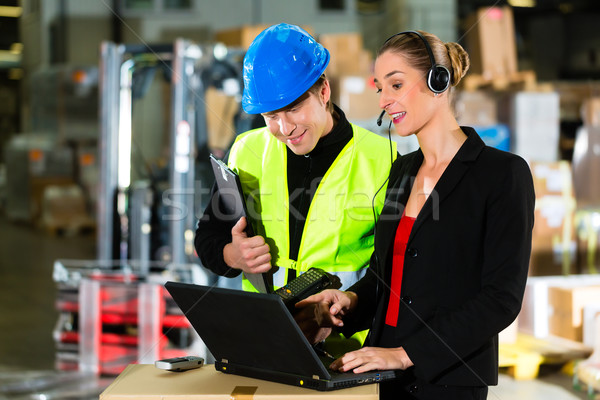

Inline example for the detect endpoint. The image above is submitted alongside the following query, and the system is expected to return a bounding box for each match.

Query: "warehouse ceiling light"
[0,6,22,17]
[508,0,536,7]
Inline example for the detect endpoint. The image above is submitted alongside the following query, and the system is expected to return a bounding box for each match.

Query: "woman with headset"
[297,30,535,399]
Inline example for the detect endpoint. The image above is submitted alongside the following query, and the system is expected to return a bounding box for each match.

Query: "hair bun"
[445,42,470,86]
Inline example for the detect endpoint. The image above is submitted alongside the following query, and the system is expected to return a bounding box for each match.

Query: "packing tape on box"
[230,386,258,400]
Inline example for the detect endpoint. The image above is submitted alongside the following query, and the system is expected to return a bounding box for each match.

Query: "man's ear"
[320,79,331,105]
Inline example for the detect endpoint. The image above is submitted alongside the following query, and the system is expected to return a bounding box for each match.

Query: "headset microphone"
[376,110,386,127]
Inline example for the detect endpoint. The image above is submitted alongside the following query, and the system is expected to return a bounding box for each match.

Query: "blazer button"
[407,248,418,258]
[409,384,419,393]
[401,296,412,305]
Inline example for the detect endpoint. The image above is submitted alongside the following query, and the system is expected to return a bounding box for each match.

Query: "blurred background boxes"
[454,90,498,127]
[214,24,271,49]
[215,24,314,49]
[529,161,577,276]
[548,285,600,342]
[318,32,373,77]
[463,6,517,80]
[519,275,600,339]
[330,75,381,122]
[509,91,561,163]
[204,87,238,153]
[582,304,600,349]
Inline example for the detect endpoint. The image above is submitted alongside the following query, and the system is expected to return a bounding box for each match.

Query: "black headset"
[384,30,450,94]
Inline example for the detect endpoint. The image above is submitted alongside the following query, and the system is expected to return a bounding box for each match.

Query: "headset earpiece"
[428,65,450,93]
[383,30,450,94]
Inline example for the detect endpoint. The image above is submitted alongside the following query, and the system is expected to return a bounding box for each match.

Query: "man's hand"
[296,289,358,329]
[294,303,334,344]
[223,217,271,274]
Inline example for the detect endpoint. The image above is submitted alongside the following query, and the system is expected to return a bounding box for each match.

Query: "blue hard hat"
[242,23,330,114]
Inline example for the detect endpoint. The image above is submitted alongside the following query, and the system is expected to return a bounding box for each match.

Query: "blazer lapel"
[376,151,423,267]
[409,129,486,242]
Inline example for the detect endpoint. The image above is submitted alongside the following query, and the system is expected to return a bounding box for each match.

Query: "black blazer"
[344,127,535,386]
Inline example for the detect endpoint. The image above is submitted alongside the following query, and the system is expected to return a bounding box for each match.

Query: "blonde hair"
[378,30,470,88]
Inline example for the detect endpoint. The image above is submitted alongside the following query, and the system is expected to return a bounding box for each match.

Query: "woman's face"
[262,81,332,155]
[374,51,437,137]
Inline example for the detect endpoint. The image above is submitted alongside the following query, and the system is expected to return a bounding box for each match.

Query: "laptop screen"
[164,282,331,379]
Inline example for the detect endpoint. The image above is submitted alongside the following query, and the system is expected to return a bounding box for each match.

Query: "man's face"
[261,81,333,155]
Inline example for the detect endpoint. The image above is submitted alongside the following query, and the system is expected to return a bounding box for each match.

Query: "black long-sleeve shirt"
[194,105,353,279]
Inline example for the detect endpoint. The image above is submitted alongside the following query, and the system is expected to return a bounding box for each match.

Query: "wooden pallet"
[461,70,537,92]
[499,333,593,380]
[575,360,600,398]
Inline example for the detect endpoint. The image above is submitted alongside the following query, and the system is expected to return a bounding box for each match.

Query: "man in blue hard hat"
[195,23,397,354]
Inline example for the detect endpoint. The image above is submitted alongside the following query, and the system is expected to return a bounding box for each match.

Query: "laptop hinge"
[312,375,320,380]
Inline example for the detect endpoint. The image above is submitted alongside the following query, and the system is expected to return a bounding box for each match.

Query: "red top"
[384,213,416,327]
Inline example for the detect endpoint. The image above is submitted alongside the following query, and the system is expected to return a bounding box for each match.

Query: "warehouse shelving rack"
[53,259,207,375]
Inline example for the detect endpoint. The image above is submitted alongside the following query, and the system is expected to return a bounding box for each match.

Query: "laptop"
[164,281,398,391]
[209,154,272,293]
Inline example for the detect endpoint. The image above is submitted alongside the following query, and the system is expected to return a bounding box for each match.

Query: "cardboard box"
[331,75,381,122]
[529,161,577,276]
[319,33,373,77]
[519,275,600,338]
[454,90,498,127]
[215,25,314,49]
[205,87,238,151]
[582,304,600,349]
[464,6,517,79]
[508,91,560,163]
[100,364,379,399]
[548,285,600,342]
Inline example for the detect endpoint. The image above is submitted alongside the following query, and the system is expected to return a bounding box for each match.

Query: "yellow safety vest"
[228,124,397,351]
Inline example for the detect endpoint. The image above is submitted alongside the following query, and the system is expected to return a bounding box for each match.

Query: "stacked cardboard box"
[319,33,380,124]
[509,91,561,163]
[215,24,314,49]
[332,76,381,121]
[529,161,577,276]
[463,6,517,80]
[519,275,600,341]
[454,90,498,127]
[548,285,600,342]
[205,87,239,153]
[461,6,538,92]
[319,32,373,78]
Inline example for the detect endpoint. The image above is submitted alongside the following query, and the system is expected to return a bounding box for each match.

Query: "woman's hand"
[329,346,414,373]
[223,217,272,274]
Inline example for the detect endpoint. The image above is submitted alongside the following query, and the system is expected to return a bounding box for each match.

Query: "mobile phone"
[154,356,204,372]
[275,267,341,313]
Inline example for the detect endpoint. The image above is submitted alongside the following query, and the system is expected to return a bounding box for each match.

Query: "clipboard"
[209,154,273,293]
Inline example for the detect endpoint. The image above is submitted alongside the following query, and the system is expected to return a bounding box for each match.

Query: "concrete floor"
[0,213,596,399]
